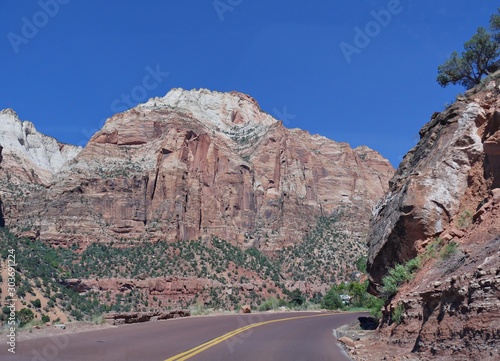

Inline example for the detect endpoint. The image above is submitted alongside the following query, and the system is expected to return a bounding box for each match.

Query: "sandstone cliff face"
[7,89,393,250]
[0,109,81,233]
[366,76,500,360]
[368,85,499,286]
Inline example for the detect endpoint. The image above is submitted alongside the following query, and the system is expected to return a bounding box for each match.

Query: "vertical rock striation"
[1,89,393,250]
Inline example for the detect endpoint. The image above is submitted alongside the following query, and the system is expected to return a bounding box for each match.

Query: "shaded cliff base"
[347,233,500,361]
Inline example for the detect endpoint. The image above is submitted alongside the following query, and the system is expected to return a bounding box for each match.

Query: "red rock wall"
[8,101,393,250]
[367,77,500,359]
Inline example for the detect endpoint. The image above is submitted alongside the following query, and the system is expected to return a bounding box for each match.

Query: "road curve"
[1,312,363,361]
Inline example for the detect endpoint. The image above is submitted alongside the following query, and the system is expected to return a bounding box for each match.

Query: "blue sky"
[0,1,498,167]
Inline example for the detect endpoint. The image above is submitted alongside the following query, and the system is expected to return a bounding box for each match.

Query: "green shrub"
[457,210,473,229]
[288,289,305,306]
[381,259,422,299]
[423,237,444,260]
[91,314,105,324]
[322,287,344,310]
[369,297,385,321]
[258,297,284,311]
[189,302,211,316]
[356,256,367,273]
[381,264,409,298]
[440,241,459,259]
[381,274,398,298]
[392,303,404,325]
[405,257,422,273]
[18,308,34,327]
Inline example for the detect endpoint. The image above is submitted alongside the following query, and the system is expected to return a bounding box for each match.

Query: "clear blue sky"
[0,1,498,167]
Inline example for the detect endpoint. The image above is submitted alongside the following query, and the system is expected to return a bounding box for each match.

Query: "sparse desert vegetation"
[0,211,371,326]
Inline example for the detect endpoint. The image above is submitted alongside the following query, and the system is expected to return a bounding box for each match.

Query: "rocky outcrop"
[104,310,189,325]
[61,272,285,311]
[63,277,207,296]
[381,227,500,360]
[0,108,81,185]
[240,305,251,314]
[366,75,500,360]
[368,83,499,289]
[0,109,81,232]
[6,89,393,250]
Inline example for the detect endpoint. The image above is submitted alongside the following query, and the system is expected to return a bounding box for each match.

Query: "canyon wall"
[367,75,500,360]
[1,89,393,250]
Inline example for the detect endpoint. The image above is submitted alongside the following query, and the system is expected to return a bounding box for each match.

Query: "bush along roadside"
[321,281,384,320]
[380,236,462,325]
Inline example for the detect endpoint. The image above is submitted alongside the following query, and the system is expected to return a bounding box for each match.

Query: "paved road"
[1,312,364,361]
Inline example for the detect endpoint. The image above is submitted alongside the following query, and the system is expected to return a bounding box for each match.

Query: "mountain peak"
[139,88,276,129]
[0,109,81,183]
[0,108,20,119]
[134,88,278,147]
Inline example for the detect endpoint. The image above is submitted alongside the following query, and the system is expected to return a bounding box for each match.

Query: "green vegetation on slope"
[277,212,365,285]
[0,210,371,322]
[381,237,462,299]
[0,229,105,325]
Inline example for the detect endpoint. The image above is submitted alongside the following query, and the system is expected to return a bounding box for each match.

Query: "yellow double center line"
[165,313,334,361]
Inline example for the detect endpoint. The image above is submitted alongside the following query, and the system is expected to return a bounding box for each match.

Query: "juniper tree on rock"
[491,8,500,42]
[437,27,500,89]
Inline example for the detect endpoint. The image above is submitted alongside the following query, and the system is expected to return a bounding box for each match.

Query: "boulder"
[338,336,356,348]
[240,305,251,314]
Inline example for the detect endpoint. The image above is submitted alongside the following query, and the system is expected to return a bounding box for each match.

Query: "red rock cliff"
[2,89,393,250]
[366,75,500,360]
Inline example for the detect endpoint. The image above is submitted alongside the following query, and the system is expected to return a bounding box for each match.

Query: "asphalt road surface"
[1,312,364,361]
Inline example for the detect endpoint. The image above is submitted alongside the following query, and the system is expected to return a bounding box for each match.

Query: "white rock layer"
[0,108,81,184]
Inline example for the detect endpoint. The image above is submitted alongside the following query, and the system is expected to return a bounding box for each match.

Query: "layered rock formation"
[366,75,500,359]
[0,109,81,234]
[104,310,189,325]
[4,89,393,250]
[0,108,81,185]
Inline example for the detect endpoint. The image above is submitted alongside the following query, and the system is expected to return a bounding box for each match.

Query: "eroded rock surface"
[366,76,500,360]
[0,109,81,236]
[3,89,393,250]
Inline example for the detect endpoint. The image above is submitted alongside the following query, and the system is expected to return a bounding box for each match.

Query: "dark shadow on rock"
[0,200,4,227]
[358,316,378,330]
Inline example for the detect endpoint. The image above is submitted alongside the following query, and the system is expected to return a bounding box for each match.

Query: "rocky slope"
[4,89,393,251]
[364,75,500,360]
